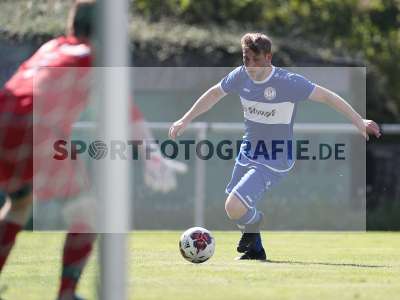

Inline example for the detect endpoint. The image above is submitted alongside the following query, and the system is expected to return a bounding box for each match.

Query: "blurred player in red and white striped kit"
[0,1,185,299]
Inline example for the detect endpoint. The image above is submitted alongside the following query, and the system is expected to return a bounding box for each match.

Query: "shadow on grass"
[265,259,390,268]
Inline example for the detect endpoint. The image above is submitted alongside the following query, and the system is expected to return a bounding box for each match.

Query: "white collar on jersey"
[246,65,276,84]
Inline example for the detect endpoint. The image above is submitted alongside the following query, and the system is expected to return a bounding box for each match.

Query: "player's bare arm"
[169,84,225,139]
[309,85,381,140]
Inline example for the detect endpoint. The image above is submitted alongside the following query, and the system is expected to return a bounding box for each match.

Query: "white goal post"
[97,1,130,300]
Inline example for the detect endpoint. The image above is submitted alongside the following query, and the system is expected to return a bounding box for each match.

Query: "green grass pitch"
[1,231,399,300]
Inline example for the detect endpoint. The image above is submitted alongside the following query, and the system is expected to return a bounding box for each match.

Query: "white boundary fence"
[73,122,400,228]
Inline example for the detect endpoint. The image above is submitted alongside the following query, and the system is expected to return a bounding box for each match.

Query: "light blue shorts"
[225,160,288,209]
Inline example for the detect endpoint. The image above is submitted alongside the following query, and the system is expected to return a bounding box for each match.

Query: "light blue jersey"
[220,65,315,173]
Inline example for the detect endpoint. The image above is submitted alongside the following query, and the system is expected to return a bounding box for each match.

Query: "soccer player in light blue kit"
[169,33,381,260]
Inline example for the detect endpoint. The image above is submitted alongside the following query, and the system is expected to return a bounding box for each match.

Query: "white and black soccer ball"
[179,227,215,263]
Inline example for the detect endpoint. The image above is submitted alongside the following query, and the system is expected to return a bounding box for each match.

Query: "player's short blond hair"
[66,0,96,38]
[241,33,272,55]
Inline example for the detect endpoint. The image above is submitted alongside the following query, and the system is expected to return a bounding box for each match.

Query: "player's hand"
[169,118,189,140]
[359,119,381,141]
[144,152,188,193]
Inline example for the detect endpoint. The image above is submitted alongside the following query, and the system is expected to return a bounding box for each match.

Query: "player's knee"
[5,186,33,225]
[225,193,247,220]
[64,194,97,233]
[9,190,33,212]
[66,232,97,246]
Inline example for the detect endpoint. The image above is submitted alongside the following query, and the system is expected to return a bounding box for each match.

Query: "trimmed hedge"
[135,0,400,121]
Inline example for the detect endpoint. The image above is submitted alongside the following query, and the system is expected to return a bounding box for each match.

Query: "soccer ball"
[179,227,215,263]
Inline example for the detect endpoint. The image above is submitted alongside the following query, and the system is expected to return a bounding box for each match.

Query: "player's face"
[242,48,272,80]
